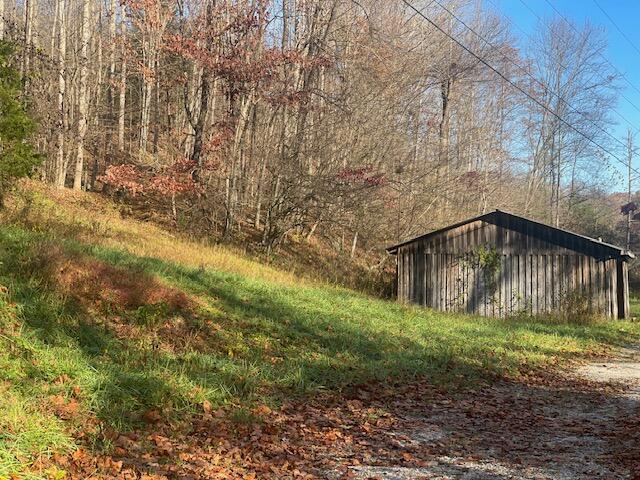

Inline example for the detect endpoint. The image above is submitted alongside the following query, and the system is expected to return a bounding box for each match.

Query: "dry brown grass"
[6,180,302,287]
[4,180,394,297]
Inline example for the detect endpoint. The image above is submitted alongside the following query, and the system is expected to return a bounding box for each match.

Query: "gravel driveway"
[334,346,640,480]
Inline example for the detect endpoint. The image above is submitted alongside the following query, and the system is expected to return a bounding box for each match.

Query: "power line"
[486,0,640,132]
[541,0,640,116]
[525,0,640,181]
[592,0,640,59]
[432,0,633,154]
[400,0,640,179]
[402,0,436,26]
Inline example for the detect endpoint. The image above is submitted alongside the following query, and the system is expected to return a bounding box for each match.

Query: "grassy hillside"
[1,181,639,478]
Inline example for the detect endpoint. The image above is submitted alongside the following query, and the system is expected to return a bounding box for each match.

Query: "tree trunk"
[55,0,67,188]
[350,231,358,258]
[139,25,158,156]
[189,70,209,172]
[73,0,90,190]
[118,7,126,152]
[152,59,161,155]
[21,0,34,91]
[189,2,213,174]
[91,0,103,189]
[104,0,116,155]
[139,64,152,155]
[254,113,277,229]
[0,0,4,40]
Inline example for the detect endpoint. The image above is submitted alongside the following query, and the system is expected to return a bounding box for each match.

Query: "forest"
[2,0,637,277]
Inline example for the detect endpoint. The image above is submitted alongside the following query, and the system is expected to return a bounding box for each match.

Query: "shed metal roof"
[386,209,635,259]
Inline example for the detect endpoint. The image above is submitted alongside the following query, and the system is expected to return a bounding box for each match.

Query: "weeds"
[506,291,607,326]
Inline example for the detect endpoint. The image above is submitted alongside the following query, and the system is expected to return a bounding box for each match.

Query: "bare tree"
[524,19,617,226]
[118,4,127,152]
[73,0,91,190]
[55,0,67,187]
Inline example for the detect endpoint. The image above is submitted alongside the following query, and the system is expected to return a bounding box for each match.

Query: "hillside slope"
[1,181,639,479]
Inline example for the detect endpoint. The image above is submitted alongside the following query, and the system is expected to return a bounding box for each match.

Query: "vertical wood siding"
[396,219,628,318]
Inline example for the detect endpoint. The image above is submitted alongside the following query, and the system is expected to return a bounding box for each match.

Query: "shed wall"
[396,219,626,318]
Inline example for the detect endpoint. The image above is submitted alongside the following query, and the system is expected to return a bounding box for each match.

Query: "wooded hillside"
[2,0,637,270]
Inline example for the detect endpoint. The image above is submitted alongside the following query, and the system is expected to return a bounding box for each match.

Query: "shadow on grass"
[83,240,640,383]
[1,224,638,436]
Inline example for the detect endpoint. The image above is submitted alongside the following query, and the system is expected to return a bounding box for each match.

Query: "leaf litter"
[45,346,640,479]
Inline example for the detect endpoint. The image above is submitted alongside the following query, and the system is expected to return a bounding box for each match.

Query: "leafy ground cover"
[1,181,639,479]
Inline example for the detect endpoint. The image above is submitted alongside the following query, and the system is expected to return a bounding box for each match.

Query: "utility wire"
[592,0,640,59]
[432,0,633,154]
[401,0,640,179]
[535,0,640,178]
[402,0,436,26]
[487,0,640,132]
[541,0,640,114]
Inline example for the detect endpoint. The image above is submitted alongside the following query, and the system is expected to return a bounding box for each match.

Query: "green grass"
[1,183,640,478]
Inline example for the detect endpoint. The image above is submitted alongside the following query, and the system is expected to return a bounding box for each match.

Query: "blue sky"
[492,0,640,188]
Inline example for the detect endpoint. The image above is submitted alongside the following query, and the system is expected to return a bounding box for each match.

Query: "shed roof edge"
[385,209,635,259]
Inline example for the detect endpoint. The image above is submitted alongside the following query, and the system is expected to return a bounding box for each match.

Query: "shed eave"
[385,211,493,254]
[385,209,634,259]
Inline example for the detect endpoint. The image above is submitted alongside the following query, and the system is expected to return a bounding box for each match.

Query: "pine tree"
[0,41,40,204]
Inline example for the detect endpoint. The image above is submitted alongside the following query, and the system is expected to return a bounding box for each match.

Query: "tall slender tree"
[55,0,67,187]
[74,0,91,190]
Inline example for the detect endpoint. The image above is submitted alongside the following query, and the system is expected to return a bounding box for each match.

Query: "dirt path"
[60,347,640,479]
[335,346,640,480]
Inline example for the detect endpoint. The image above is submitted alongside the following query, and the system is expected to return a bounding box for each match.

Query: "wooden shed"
[386,210,634,319]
